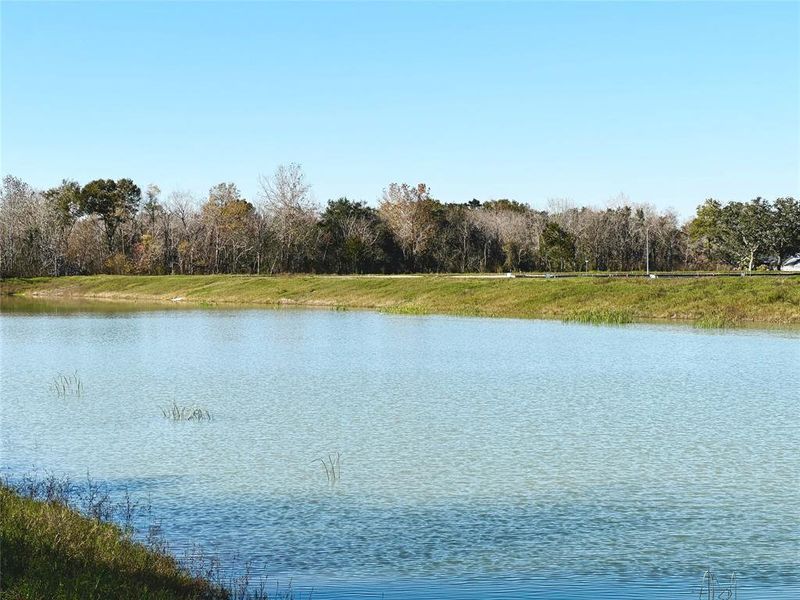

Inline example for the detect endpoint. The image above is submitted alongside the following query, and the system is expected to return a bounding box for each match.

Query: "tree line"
[1,165,797,277]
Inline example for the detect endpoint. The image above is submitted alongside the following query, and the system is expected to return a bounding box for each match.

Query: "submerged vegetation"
[3,273,799,326]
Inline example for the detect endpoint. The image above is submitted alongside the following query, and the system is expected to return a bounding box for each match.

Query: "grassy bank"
[0,483,226,600]
[2,274,799,325]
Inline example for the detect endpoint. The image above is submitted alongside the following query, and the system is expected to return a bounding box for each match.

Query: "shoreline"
[2,274,799,326]
[0,482,229,600]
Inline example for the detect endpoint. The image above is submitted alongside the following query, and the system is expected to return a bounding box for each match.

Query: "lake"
[1,299,798,599]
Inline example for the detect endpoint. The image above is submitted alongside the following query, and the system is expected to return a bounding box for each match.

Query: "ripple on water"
[1,306,798,597]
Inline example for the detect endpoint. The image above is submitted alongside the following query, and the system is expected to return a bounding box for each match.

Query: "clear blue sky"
[2,1,798,218]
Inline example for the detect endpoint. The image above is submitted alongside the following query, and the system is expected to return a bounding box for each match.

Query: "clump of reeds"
[694,313,734,329]
[697,568,738,600]
[161,401,212,422]
[314,452,341,484]
[51,370,83,398]
[562,309,634,325]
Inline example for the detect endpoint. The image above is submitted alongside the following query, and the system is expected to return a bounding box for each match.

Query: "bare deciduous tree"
[379,183,437,271]
[258,163,318,273]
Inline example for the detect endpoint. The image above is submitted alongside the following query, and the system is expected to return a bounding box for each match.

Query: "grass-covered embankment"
[0,484,226,600]
[2,274,799,325]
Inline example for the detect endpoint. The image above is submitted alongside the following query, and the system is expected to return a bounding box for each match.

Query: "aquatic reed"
[698,568,738,600]
[314,452,341,483]
[161,401,212,422]
[50,370,83,398]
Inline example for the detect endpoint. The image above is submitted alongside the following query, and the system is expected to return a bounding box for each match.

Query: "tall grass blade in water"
[50,370,83,398]
[161,401,212,422]
[314,452,341,484]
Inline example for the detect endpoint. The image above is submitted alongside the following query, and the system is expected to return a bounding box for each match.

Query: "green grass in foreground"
[0,485,225,600]
[2,273,799,325]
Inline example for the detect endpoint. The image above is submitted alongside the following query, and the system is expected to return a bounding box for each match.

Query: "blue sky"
[2,1,798,218]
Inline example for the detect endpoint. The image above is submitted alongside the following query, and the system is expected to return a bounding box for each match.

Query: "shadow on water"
[6,469,797,599]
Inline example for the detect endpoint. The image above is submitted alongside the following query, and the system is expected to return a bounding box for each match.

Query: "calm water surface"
[1,299,798,598]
